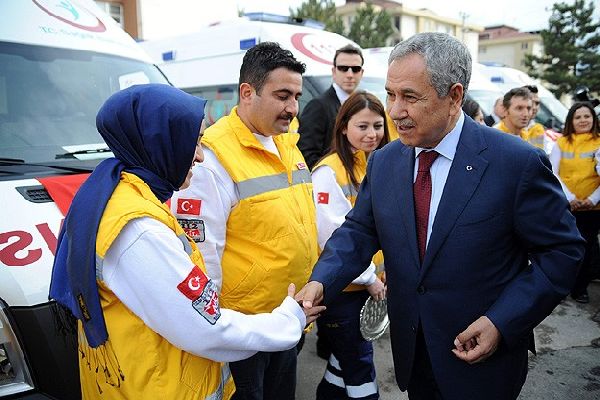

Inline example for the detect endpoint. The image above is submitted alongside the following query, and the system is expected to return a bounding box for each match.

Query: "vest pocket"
[180,352,220,395]
[221,260,269,304]
[248,195,293,241]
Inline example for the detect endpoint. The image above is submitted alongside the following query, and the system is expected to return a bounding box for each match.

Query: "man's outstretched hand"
[288,283,325,325]
[294,281,324,310]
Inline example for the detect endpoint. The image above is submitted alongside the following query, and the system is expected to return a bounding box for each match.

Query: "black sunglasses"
[336,65,363,73]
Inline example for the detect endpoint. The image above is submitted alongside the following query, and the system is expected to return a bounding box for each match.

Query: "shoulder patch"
[177,266,221,324]
[178,218,206,243]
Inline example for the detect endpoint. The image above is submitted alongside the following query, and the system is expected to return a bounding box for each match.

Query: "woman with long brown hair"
[550,101,600,303]
[311,90,389,399]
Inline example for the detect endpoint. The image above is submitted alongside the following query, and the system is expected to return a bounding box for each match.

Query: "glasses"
[336,65,362,73]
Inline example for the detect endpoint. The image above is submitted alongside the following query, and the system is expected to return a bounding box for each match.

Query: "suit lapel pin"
[466,165,473,171]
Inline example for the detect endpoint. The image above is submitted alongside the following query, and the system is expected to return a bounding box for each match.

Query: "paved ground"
[296,281,600,399]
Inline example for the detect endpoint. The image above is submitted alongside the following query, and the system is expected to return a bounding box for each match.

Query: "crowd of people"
[48,31,596,400]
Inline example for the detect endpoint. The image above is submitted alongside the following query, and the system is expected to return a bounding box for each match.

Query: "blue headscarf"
[49,84,207,348]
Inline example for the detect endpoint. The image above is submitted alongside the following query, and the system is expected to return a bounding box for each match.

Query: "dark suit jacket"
[298,85,341,169]
[310,116,584,399]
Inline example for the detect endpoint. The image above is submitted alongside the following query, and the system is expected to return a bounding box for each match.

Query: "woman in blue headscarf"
[49,84,322,399]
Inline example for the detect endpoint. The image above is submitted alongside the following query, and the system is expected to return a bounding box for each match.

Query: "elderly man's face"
[385,54,463,148]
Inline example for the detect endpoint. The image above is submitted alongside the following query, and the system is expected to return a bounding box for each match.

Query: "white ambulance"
[140,13,390,126]
[478,64,568,131]
[0,1,170,398]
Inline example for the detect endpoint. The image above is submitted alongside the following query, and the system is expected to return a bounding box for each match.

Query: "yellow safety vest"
[289,117,299,134]
[523,122,545,150]
[313,151,385,291]
[386,112,400,142]
[202,107,319,314]
[80,172,234,400]
[557,133,600,209]
[495,120,527,139]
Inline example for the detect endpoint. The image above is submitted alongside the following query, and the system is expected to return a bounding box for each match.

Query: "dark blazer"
[310,116,584,399]
[298,85,341,169]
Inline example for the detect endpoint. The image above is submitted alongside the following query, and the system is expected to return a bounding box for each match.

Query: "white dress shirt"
[332,82,351,104]
[414,112,465,247]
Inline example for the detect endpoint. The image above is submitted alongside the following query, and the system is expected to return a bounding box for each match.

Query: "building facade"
[478,25,543,72]
[335,0,482,58]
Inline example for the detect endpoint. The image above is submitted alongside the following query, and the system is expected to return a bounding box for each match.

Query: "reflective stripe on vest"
[580,151,595,159]
[178,233,193,255]
[206,364,231,400]
[237,169,311,200]
[340,183,358,198]
[561,151,575,159]
[528,136,544,146]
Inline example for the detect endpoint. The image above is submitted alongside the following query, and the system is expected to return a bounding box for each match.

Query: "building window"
[394,16,401,30]
[95,1,123,27]
[521,42,528,50]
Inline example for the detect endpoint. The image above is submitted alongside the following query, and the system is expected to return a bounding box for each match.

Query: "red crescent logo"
[32,0,106,32]
[291,33,333,65]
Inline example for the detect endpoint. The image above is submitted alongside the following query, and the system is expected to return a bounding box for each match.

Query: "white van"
[140,14,390,126]
[478,64,568,131]
[363,47,504,120]
[0,1,170,398]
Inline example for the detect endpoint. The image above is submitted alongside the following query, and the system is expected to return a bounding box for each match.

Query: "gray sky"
[235,0,594,32]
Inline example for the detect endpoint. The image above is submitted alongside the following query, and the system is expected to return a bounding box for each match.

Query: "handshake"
[285,281,326,326]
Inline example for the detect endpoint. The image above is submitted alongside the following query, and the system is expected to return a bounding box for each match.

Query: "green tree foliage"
[289,0,344,35]
[524,0,600,99]
[290,1,393,48]
[346,3,393,48]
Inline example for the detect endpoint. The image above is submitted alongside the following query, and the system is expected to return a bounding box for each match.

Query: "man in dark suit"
[298,44,364,168]
[297,32,584,399]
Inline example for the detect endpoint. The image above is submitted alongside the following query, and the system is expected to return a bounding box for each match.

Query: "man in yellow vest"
[495,87,533,139]
[172,42,319,400]
[523,84,549,151]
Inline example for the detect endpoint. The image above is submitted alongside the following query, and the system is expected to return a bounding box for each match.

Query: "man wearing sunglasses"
[298,44,364,169]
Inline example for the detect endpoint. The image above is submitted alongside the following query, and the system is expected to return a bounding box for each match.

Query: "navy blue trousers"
[316,290,379,400]
[230,348,297,400]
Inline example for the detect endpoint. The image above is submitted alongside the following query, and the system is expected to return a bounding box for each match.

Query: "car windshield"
[0,41,169,164]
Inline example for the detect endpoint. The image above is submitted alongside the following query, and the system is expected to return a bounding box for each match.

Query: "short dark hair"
[239,42,306,95]
[462,99,482,120]
[503,87,532,110]
[523,84,538,94]
[333,44,364,66]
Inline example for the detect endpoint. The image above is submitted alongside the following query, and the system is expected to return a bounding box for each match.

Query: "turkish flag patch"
[177,198,201,216]
[177,265,209,300]
[317,192,329,204]
[177,266,221,324]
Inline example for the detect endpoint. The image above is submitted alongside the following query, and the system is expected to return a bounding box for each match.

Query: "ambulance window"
[186,86,238,127]
[0,41,168,165]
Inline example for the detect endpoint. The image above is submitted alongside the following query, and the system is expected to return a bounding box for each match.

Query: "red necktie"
[414,150,439,263]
